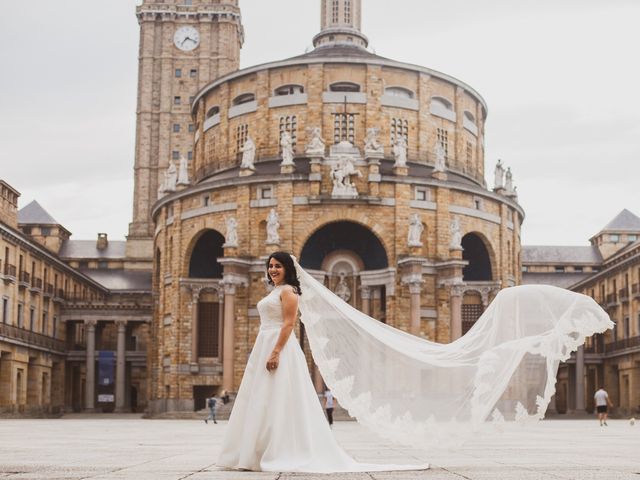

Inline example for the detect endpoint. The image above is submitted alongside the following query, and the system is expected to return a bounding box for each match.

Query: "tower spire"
[314,0,368,49]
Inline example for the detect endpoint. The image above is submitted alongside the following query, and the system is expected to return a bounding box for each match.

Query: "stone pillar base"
[393,165,408,176]
[280,164,296,174]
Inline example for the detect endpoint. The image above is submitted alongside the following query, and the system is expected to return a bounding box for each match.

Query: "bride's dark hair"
[266,251,302,295]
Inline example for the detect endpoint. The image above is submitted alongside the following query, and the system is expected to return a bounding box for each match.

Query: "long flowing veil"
[292,257,612,448]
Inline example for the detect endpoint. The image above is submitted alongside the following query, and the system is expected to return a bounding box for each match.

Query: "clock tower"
[127,0,244,262]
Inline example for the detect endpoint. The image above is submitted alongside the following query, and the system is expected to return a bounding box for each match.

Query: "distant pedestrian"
[205,396,218,424]
[324,389,334,427]
[594,386,613,426]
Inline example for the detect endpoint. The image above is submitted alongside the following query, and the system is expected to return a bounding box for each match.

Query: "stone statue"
[305,127,325,156]
[434,143,446,173]
[165,161,178,192]
[393,136,407,168]
[177,156,190,185]
[240,137,256,170]
[494,159,505,190]
[408,213,424,247]
[225,217,238,247]
[266,209,280,245]
[505,167,513,193]
[334,272,351,302]
[330,155,362,197]
[364,128,383,155]
[450,217,463,250]
[157,171,168,199]
[280,131,295,166]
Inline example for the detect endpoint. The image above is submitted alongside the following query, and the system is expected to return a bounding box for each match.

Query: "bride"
[217,251,612,473]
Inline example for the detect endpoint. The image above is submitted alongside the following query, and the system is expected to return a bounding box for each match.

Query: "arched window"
[205,106,219,119]
[188,230,225,278]
[431,96,456,122]
[385,86,415,99]
[232,93,255,106]
[329,82,361,93]
[274,84,304,96]
[461,233,493,281]
[463,110,478,135]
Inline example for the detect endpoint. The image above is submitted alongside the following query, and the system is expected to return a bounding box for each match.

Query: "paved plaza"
[0,415,638,479]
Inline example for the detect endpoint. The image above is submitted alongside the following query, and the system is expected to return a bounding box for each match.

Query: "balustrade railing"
[18,271,30,284]
[4,263,16,278]
[632,283,640,297]
[0,323,65,352]
[605,292,618,307]
[606,335,640,353]
[32,277,43,290]
[619,287,629,302]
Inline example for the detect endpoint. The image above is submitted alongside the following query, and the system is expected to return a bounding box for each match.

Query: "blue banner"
[98,351,115,387]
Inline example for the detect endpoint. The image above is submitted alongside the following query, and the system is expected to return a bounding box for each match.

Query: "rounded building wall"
[192,56,487,186]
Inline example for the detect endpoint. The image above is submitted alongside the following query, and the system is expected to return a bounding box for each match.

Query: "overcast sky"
[1,0,638,245]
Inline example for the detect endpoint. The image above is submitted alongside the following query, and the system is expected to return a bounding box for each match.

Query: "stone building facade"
[523,209,640,416]
[127,0,244,263]
[0,181,152,415]
[147,0,524,413]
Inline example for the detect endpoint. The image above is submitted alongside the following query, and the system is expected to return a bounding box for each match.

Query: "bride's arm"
[266,286,299,372]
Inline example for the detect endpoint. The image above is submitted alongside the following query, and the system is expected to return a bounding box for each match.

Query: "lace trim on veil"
[293,258,613,449]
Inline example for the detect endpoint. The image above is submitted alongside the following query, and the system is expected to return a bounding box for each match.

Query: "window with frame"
[466,141,473,170]
[232,93,255,106]
[332,0,339,22]
[175,68,182,78]
[190,69,197,78]
[205,106,220,119]
[554,265,565,273]
[42,311,47,334]
[188,124,195,133]
[390,118,408,145]
[17,303,23,328]
[274,85,304,96]
[333,113,355,144]
[236,124,249,153]
[29,307,35,331]
[344,0,351,23]
[258,185,274,200]
[279,116,298,145]
[436,128,449,161]
[385,86,414,99]
[187,151,193,160]
[414,187,429,202]
[197,302,220,357]
[173,124,180,133]
[53,315,58,338]
[172,151,180,160]
[610,234,620,242]
[329,82,360,92]
[174,96,181,105]
[41,227,51,236]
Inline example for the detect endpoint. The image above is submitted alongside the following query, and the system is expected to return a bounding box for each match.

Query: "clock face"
[174,26,200,51]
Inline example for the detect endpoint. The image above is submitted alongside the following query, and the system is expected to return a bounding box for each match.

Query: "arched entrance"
[461,233,492,281]
[299,221,392,392]
[300,221,388,271]
[188,230,225,278]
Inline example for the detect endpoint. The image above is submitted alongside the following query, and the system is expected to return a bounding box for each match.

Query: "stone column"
[408,282,422,336]
[450,285,463,341]
[191,289,202,365]
[84,320,97,412]
[361,286,371,316]
[222,283,236,392]
[115,320,127,412]
[575,345,585,412]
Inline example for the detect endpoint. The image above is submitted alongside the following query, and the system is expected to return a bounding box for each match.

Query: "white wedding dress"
[217,284,427,473]
[218,258,613,472]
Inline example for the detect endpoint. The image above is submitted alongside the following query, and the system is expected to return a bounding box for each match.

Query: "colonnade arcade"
[181,223,502,397]
[62,312,150,413]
